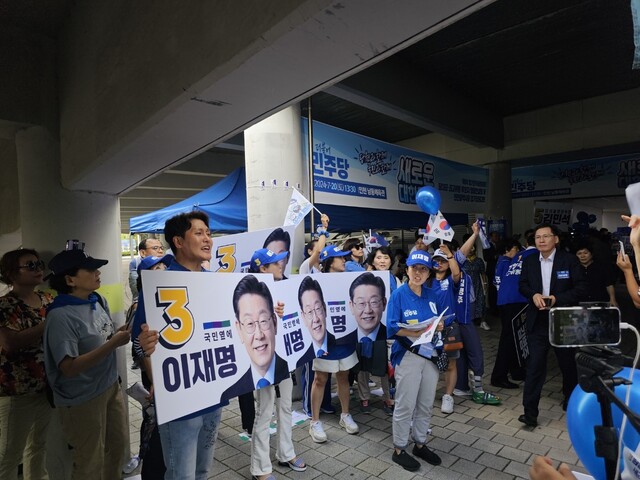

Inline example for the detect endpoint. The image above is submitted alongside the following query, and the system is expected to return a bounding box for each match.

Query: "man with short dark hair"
[221,274,289,400]
[298,275,359,443]
[518,224,587,427]
[128,238,164,301]
[134,211,226,480]
[348,272,392,414]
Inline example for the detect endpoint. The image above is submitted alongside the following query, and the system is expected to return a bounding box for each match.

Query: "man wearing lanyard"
[518,224,587,427]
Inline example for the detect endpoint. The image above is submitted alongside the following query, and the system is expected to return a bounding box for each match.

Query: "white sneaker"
[480,321,491,331]
[309,420,327,443]
[122,456,140,474]
[452,388,471,397]
[441,394,454,414]
[339,413,359,434]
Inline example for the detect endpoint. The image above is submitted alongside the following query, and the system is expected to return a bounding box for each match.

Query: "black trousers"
[238,392,256,434]
[491,303,527,382]
[140,371,166,480]
[522,313,578,418]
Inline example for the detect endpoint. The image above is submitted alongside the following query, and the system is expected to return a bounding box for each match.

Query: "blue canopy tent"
[129,167,248,233]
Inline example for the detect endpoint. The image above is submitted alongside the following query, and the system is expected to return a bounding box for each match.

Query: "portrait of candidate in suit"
[349,272,387,339]
[296,276,336,367]
[348,272,388,376]
[222,275,289,400]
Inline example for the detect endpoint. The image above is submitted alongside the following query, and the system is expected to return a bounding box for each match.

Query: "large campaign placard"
[210,225,296,276]
[142,270,390,424]
[303,119,488,212]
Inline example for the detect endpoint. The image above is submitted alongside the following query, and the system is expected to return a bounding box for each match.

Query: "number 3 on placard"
[216,244,236,272]
[155,287,194,349]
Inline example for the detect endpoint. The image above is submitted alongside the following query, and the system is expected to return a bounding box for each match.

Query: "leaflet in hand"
[410,309,451,347]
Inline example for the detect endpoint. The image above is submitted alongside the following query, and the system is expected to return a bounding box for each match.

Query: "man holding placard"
[135,211,226,480]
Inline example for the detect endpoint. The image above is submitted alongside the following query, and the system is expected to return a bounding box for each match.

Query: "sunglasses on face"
[352,244,364,250]
[19,260,45,272]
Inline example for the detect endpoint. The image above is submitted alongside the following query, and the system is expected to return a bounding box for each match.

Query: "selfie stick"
[576,347,640,480]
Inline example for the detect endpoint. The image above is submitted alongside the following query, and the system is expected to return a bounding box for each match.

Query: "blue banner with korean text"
[512,153,638,199]
[302,119,488,212]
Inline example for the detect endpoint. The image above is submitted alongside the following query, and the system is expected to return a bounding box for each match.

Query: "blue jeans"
[158,408,222,480]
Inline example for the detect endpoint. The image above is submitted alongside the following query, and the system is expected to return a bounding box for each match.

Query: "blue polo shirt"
[428,275,457,326]
[386,283,439,367]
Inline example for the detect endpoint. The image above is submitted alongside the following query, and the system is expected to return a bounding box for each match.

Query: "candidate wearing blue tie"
[348,272,393,414]
[221,275,289,401]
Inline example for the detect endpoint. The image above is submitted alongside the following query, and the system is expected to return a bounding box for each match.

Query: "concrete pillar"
[15,126,129,479]
[486,161,512,237]
[244,105,307,270]
[0,135,22,258]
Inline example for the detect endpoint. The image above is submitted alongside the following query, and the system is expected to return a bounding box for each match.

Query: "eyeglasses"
[353,297,383,311]
[303,306,324,319]
[146,246,163,251]
[534,234,556,240]
[240,318,274,334]
[19,260,45,272]
[352,244,364,250]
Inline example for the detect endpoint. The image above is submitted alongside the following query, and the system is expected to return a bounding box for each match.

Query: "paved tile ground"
[123,314,588,480]
[119,261,640,480]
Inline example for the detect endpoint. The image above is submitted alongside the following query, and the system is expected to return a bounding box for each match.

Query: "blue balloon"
[415,186,442,215]
[567,367,640,478]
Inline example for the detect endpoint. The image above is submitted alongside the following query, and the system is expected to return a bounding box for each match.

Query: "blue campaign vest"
[454,271,473,325]
[496,248,538,305]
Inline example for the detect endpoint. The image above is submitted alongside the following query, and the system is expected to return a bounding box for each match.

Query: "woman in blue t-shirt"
[387,251,444,472]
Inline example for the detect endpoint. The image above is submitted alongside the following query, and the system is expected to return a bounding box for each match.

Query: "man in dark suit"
[518,224,587,427]
[222,275,290,401]
[222,353,289,401]
[296,330,336,368]
[348,272,392,413]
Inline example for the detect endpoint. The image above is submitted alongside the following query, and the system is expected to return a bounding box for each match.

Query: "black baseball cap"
[47,250,108,278]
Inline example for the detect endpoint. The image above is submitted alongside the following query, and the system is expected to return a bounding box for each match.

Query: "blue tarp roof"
[129,167,248,233]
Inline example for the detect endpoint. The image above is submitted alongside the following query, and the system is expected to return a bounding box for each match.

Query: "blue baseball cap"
[320,246,350,262]
[406,251,432,268]
[137,255,172,274]
[251,248,288,269]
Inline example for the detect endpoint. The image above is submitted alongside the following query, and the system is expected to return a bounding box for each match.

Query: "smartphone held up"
[549,306,621,348]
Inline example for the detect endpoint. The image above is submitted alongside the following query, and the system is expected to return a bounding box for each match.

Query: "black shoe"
[412,445,441,466]
[518,414,538,427]
[392,450,420,472]
[491,379,519,389]
[511,373,526,381]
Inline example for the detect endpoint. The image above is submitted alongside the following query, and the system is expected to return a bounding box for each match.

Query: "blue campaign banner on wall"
[511,153,640,199]
[302,119,488,212]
